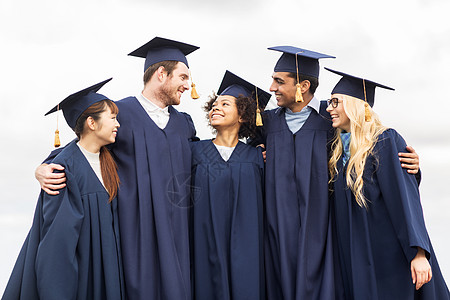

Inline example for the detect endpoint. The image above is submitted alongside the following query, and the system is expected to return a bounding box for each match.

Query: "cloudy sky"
[1,0,449,292]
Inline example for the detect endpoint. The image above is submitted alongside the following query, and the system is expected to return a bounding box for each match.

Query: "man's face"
[159,62,190,106]
[269,72,297,108]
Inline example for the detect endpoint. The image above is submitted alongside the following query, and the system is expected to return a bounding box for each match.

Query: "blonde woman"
[325,68,449,300]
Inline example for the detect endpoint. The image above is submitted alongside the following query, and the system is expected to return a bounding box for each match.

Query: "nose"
[116,119,120,128]
[184,80,190,90]
[269,82,277,92]
[326,103,333,112]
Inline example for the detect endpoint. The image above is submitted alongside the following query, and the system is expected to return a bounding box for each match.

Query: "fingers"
[257,144,265,149]
[49,163,65,171]
[42,187,60,195]
[262,151,267,163]
[405,145,416,153]
[412,265,432,290]
[398,150,419,174]
[411,264,416,284]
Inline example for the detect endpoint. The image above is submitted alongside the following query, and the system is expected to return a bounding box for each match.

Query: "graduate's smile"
[326,94,350,132]
[209,95,240,129]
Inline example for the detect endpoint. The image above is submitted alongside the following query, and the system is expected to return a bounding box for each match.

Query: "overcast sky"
[1,0,449,292]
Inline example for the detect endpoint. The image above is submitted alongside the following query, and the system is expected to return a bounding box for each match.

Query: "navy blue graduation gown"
[332,128,449,300]
[2,140,124,300]
[261,101,339,300]
[190,140,265,300]
[112,97,196,300]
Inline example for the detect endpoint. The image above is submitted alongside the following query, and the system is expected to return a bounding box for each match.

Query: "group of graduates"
[2,36,450,300]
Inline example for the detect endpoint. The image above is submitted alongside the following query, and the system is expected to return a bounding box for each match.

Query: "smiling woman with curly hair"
[190,71,270,300]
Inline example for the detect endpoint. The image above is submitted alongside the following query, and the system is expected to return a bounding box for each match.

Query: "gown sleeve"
[35,169,84,300]
[374,129,431,262]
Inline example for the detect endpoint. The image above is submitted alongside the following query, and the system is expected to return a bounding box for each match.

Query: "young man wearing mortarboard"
[252,46,420,300]
[35,37,199,300]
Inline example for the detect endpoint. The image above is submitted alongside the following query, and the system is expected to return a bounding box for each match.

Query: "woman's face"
[93,106,120,146]
[326,94,351,132]
[209,95,241,131]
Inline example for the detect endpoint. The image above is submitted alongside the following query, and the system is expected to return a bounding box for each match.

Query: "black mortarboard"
[45,78,112,129]
[325,68,394,107]
[218,70,271,110]
[128,37,199,72]
[269,46,335,78]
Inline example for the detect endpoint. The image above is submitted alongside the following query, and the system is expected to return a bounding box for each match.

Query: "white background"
[1,0,449,293]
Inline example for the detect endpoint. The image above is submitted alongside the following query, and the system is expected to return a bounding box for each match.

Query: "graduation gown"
[332,128,450,300]
[2,140,124,300]
[190,140,265,300]
[112,97,196,300]
[261,101,339,300]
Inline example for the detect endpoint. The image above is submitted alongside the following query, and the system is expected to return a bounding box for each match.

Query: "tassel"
[54,129,61,147]
[191,83,199,99]
[364,102,372,122]
[256,108,263,126]
[295,83,304,102]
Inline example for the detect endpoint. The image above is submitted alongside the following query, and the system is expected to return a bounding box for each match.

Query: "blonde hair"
[328,95,388,208]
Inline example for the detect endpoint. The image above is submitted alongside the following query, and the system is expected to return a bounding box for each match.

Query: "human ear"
[157,66,167,82]
[300,80,311,93]
[86,116,96,130]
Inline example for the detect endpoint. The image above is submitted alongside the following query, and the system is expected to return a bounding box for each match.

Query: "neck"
[286,92,314,112]
[79,136,101,154]
[142,85,167,109]
[213,127,240,147]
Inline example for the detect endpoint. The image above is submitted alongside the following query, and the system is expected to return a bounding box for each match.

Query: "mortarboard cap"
[325,68,394,107]
[45,78,112,129]
[217,70,271,110]
[128,37,199,72]
[269,46,335,78]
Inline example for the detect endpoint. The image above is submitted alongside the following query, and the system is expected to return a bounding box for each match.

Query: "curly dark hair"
[204,93,258,139]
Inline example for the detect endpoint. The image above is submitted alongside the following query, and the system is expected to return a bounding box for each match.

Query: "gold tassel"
[54,129,61,147]
[362,79,371,122]
[255,87,263,126]
[295,83,304,102]
[364,102,372,122]
[189,70,199,99]
[191,83,199,99]
[256,108,263,126]
[295,52,304,103]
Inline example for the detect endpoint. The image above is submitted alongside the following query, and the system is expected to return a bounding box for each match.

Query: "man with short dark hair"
[36,37,199,300]
[255,46,420,300]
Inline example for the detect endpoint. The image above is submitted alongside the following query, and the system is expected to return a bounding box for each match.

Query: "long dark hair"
[74,99,120,202]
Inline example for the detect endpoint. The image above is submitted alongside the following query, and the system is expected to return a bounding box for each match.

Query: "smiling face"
[208,95,242,131]
[269,72,297,108]
[93,106,120,146]
[159,62,190,106]
[326,93,351,132]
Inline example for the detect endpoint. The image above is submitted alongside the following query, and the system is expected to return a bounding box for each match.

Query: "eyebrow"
[272,75,284,81]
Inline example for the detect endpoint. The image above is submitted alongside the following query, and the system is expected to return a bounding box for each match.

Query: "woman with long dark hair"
[325,68,449,299]
[3,79,124,300]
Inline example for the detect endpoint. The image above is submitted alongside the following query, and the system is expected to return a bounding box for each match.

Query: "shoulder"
[191,139,210,152]
[372,128,408,160]
[235,142,264,164]
[262,107,281,118]
[376,128,406,148]
[51,141,79,166]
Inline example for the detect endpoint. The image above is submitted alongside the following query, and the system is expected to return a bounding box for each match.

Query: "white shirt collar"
[137,93,170,115]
